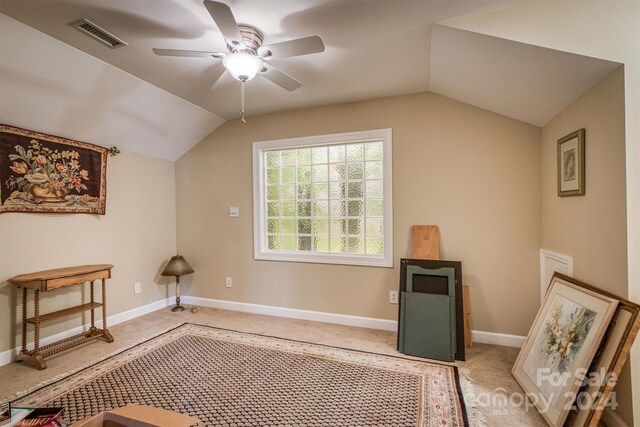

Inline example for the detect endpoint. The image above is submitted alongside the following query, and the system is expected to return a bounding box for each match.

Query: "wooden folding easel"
[411,225,473,348]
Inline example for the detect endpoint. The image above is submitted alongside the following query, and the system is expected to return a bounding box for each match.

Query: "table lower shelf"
[25,302,103,324]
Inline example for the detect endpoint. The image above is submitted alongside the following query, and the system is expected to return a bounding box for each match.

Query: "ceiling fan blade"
[260,64,302,92]
[153,48,225,59]
[258,35,325,59]
[203,0,246,49]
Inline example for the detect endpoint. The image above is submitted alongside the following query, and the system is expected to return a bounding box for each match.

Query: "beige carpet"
[0,306,547,426]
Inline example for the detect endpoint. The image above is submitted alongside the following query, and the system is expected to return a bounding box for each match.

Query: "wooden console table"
[8,264,115,370]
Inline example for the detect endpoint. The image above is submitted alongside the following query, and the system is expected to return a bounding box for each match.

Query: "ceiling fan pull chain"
[241,80,246,124]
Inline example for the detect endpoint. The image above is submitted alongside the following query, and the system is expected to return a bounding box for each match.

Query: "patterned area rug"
[12,323,468,427]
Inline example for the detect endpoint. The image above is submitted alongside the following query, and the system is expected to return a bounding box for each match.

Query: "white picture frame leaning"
[512,275,618,426]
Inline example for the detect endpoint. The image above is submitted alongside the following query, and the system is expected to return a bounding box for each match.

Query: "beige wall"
[0,150,177,354]
[176,92,542,336]
[542,67,627,298]
[541,67,632,424]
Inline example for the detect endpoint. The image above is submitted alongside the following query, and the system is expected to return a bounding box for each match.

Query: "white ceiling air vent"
[70,19,128,49]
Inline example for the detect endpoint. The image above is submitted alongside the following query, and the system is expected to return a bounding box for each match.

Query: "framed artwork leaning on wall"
[512,274,618,426]
[561,273,640,427]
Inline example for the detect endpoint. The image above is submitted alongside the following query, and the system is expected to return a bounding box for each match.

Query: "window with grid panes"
[253,129,392,267]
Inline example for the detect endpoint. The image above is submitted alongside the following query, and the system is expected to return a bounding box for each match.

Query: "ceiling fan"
[153,0,325,122]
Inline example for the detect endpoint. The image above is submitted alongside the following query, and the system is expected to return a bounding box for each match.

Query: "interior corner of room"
[0,1,639,426]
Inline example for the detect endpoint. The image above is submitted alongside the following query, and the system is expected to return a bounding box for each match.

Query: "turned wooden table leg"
[34,289,40,354]
[21,287,27,354]
[89,280,96,333]
[101,278,114,343]
[32,289,46,370]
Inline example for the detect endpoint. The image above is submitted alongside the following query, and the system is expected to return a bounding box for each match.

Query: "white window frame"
[253,128,393,267]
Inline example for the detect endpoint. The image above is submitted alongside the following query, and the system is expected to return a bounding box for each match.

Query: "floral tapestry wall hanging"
[0,124,108,214]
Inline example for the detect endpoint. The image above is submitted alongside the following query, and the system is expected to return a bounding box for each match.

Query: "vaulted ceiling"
[0,0,620,160]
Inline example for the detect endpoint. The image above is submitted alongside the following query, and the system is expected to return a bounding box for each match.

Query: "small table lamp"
[161,255,194,312]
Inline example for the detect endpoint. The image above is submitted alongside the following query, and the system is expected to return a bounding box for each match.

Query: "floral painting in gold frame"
[512,275,618,426]
[0,124,107,214]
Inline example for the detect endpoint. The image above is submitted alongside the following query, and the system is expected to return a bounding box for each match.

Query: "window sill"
[254,251,393,268]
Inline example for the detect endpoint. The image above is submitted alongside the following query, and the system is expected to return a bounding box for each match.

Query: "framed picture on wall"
[512,275,618,426]
[557,128,585,197]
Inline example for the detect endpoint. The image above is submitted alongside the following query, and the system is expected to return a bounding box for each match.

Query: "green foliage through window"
[264,141,384,255]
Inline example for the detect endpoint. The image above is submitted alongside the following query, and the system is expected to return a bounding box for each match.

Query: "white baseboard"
[106,298,172,327]
[471,330,525,348]
[601,408,629,427]
[181,296,398,331]
[182,296,526,348]
[0,298,172,367]
[1,295,526,367]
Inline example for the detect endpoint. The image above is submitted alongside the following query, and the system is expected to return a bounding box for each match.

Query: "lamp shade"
[161,255,194,277]
[223,52,262,81]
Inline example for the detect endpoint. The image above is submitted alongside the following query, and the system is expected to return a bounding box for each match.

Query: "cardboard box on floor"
[71,404,202,427]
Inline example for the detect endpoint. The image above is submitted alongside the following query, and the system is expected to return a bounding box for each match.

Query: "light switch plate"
[229,206,239,217]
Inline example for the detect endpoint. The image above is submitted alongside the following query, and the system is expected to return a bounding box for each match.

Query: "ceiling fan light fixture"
[223,52,262,81]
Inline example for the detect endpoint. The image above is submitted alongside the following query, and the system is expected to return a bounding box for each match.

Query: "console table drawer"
[46,270,111,291]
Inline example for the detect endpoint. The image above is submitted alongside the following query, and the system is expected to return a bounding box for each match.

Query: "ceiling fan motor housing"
[230,24,264,54]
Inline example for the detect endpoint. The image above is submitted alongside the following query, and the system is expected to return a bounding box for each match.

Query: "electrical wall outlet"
[225,276,233,288]
[389,290,399,304]
[229,207,239,217]
[134,282,141,295]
